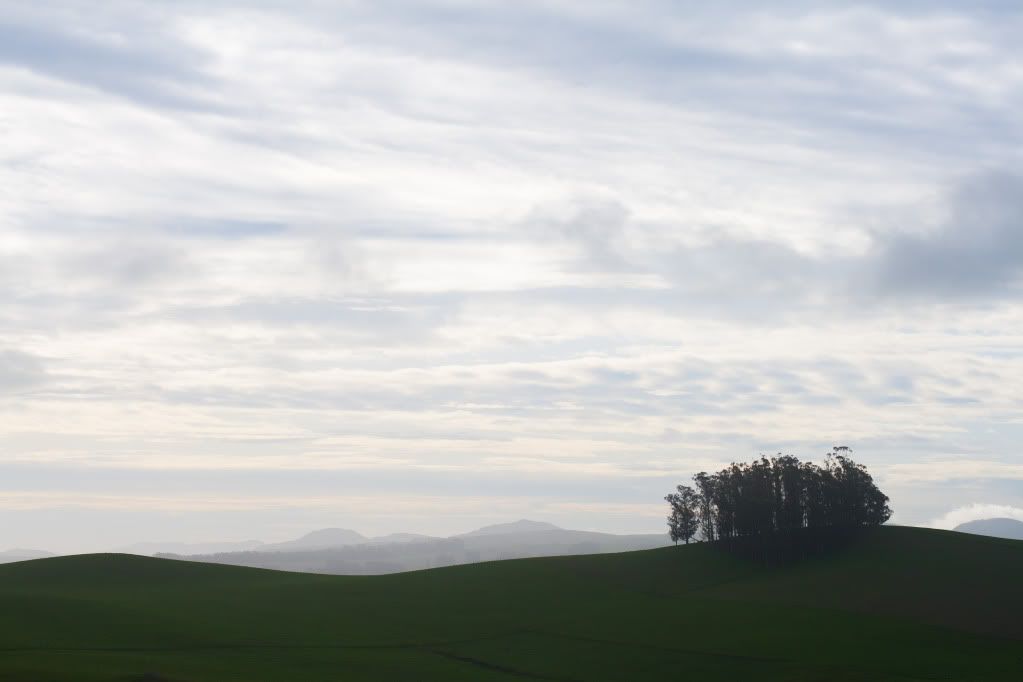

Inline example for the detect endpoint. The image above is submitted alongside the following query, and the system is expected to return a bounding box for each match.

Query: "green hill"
[0,526,1020,681]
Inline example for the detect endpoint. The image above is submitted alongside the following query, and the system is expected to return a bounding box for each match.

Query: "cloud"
[65,237,194,289]
[626,169,1023,312]
[929,503,1023,530]
[653,236,828,319]
[505,166,1023,320]
[2,0,1023,546]
[164,218,288,240]
[883,460,1023,484]
[0,350,47,393]
[0,10,218,111]
[526,198,634,272]
[870,171,1023,298]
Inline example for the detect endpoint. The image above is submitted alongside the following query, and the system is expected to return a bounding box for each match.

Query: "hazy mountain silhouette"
[117,530,436,557]
[0,549,54,564]
[954,517,1023,540]
[158,520,671,574]
[260,528,367,552]
[364,532,437,544]
[117,540,265,555]
[458,519,562,536]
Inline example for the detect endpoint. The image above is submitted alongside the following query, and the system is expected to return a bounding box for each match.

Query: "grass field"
[1,526,1021,681]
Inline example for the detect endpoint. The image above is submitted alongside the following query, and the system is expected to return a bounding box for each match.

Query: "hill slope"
[0,526,1020,682]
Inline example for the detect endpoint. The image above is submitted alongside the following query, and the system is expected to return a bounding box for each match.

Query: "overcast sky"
[2,1,1023,552]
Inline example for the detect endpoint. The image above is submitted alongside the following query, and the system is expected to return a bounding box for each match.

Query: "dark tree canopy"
[664,485,700,545]
[667,448,891,559]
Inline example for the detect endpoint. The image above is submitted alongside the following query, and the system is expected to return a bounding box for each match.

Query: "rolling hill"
[0,526,1020,681]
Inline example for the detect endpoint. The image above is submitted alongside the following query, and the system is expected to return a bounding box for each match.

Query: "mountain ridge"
[156,522,671,574]
[954,517,1023,540]
[458,519,562,536]
[260,527,368,552]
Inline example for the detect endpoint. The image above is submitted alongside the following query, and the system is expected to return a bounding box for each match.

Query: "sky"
[2,0,1023,552]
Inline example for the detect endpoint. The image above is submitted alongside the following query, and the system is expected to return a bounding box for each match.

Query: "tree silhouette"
[666,448,891,559]
[662,498,679,548]
[665,494,682,546]
[693,472,717,542]
[665,485,700,545]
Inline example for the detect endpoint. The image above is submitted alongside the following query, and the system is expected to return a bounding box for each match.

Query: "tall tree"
[674,485,700,544]
[772,455,804,533]
[827,447,891,527]
[665,493,682,546]
[693,472,717,542]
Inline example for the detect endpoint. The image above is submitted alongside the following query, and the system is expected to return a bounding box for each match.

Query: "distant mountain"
[0,549,54,564]
[113,530,429,557]
[954,518,1023,541]
[117,540,265,556]
[459,520,562,537]
[366,533,437,544]
[260,528,367,552]
[119,522,562,559]
[160,520,671,575]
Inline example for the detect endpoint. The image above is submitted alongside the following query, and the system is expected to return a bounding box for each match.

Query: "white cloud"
[882,460,1023,485]
[2,1,1023,545]
[0,350,48,393]
[929,503,1023,530]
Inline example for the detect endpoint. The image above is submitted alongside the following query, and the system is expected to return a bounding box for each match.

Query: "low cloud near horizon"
[930,504,1023,530]
[1,1,1022,551]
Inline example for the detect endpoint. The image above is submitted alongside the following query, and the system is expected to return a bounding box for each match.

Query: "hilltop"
[0,526,1020,681]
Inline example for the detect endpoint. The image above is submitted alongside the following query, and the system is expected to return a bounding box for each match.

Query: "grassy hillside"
[0,526,1020,681]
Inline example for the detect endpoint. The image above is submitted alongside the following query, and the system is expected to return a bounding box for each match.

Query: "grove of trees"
[666,447,891,558]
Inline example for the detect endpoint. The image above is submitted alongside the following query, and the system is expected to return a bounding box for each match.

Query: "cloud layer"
[1,0,1022,550]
